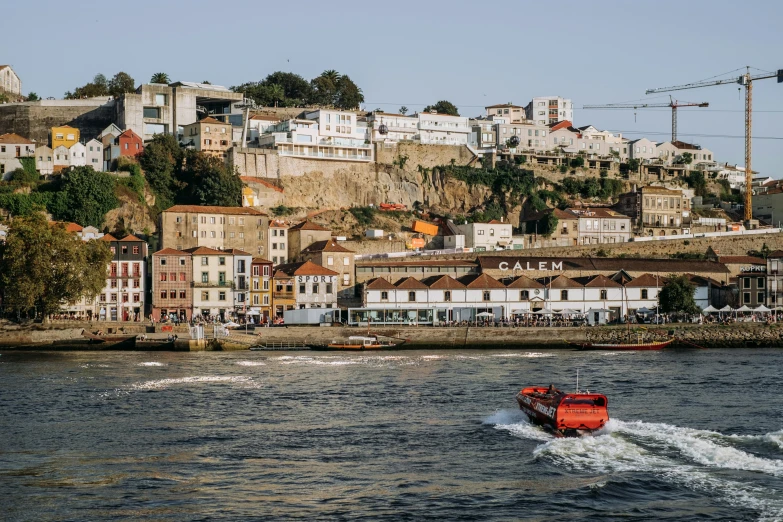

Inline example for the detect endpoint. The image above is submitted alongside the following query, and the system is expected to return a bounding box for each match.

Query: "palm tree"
[321,70,341,84]
[150,72,170,84]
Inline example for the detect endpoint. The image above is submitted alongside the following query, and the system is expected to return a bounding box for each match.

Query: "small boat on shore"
[516,385,609,437]
[567,338,675,351]
[313,335,406,351]
[82,331,137,350]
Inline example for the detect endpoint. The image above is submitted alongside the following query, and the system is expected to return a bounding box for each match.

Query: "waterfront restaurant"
[349,270,719,325]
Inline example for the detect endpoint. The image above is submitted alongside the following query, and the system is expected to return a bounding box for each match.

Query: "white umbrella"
[754,305,771,313]
[701,305,719,314]
[222,321,241,328]
[534,308,553,315]
[476,312,495,318]
[559,309,582,316]
[636,307,653,314]
[735,305,752,312]
[719,305,734,312]
[511,309,530,314]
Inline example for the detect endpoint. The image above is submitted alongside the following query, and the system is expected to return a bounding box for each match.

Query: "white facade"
[232,252,252,314]
[53,145,70,169]
[455,221,514,251]
[294,273,338,309]
[367,112,419,142]
[69,142,86,167]
[0,135,35,179]
[416,111,470,146]
[569,209,632,245]
[525,96,574,125]
[85,139,103,171]
[656,141,715,167]
[35,146,53,175]
[628,138,657,161]
[0,65,21,96]
[192,250,236,319]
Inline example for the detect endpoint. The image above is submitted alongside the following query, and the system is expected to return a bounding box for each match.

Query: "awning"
[701,305,719,313]
[534,308,553,315]
[719,305,734,312]
[754,305,771,313]
[246,310,261,316]
[736,305,752,312]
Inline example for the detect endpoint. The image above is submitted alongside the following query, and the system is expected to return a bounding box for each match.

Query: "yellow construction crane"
[583,96,708,142]
[646,67,783,222]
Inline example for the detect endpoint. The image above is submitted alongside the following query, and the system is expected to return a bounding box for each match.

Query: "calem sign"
[498,260,563,272]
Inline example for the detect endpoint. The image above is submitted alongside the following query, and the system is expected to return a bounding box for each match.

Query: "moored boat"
[516,385,609,437]
[567,338,675,351]
[314,335,406,351]
[82,331,137,350]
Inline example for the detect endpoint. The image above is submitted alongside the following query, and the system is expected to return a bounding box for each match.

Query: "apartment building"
[188,246,236,321]
[656,140,714,167]
[97,234,148,322]
[366,112,419,142]
[116,81,243,142]
[568,208,632,245]
[627,138,657,162]
[51,125,79,149]
[287,220,332,261]
[180,116,232,159]
[616,186,691,235]
[0,133,35,179]
[159,205,270,255]
[452,220,515,251]
[0,65,21,96]
[268,219,289,265]
[273,260,339,317]
[416,110,471,146]
[520,208,580,245]
[525,96,574,125]
[485,103,526,124]
[151,248,193,323]
[250,258,274,322]
[300,240,356,298]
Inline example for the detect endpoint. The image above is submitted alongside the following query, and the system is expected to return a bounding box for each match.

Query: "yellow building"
[51,125,80,150]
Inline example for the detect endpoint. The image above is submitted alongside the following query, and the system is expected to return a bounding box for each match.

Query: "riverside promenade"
[2,321,783,350]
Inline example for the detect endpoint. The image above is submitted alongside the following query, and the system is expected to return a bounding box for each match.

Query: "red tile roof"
[365,277,397,290]
[301,240,354,254]
[196,116,224,124]
[716,256,765,265]
[184,246,225,255]
[459,273,507,289]
[0,133,34,145]
[49,221,83,233]
[624,273,668,288]
[119,234,142,242]
[240,177,284,193]
[573,274,623,288]
[99,233,118,241]
[288,220,330,232]
[544,275,584,289]
[223,248,252,256]
[422,275,466,289]
[164,205,267,216]
[505,275,545,289]
[394,277,429,289]
[154,248,189,256]
[274,260,339,277]
[252,257,273,264]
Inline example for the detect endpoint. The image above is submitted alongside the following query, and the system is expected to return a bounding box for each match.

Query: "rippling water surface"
[2,348,783,521]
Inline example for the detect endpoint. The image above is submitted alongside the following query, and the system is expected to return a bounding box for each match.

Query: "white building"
[69,142,86,167]
[226,249,252,318]
[85,139,103,171]
[0,65,21,97]
[35,145,53,176]
[628,138,658,162]
[525,96,574,126]
[656,140,714,168]
[53,145,70,171]
[0,133,35,179]
[188,246,237,321]
[446,219,515,251]
[416,110,471,146]
[568,208,632,245]
[485,103,527,124]
[366,112,419,142]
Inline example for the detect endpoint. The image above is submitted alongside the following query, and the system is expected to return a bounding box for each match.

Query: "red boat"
[516,385,609,437]
[567,338,675,351]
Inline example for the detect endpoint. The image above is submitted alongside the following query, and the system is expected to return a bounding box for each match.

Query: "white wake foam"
[484,409,552,442]
[236,360,266,366]
[130,375,259,391]
[138,362,165,367]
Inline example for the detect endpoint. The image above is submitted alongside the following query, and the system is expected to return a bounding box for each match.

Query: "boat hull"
[516,386,609,437]
[569,338,675,351]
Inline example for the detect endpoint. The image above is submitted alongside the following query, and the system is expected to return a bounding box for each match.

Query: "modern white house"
[53,145,70,171]
[656,140,714,167]
[0,133,35,179]
[525,96,574,125]
[416,111,471,146]
[366,112,419,142]
[85,139,103,171]
[69,142,87,167]
[450,220,515,251]
[628,138,658,162]
[35,145,53,175]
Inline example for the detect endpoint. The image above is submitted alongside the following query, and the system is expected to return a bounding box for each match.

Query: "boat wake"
[486,412,783,520]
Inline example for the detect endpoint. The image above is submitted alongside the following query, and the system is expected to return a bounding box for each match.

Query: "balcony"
[192,281,235,288]
[418,122,470,133]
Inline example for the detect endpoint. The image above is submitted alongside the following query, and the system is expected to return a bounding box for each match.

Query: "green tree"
[26,92,40,101]
[423,100,459,116]
[180,151,242,206]
[50,167,119,226]
[310,70,341,106]
[139,134,184,208]
[64,73,110,99]
[399,106,408,115]
[658,274,699,315]
[676,152,693,165]
[569,156,585,168]
[685,170,707,197]
[108,72,136,99]
[334,74,364,109]
[626,158,640,171]
[0,213,112,318]
[150,72,170,84]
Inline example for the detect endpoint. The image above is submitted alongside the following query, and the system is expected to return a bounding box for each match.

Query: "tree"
[108,72,136,99]
[626,158,641,172]
[685,170,707,197]
[334,74,364,110]
[399,106,408,115]
[310,70,341,106]
[0,213,112,318]
[64,73,110,99]
[49,167,119,227]
[569,156,585,168]
[263,71,313,106]
[180,151,243,206]
[540,212,559,237]
[676,152,693,165]
[423,100,459,116]
[658,275,699,315]
[139,134,184,208]
[26,92,40,101]
[150,72,170,84]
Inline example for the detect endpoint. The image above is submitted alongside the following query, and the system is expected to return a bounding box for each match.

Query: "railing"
[418,123,471,133]
[278,150,372,161]
[192,281,235,288]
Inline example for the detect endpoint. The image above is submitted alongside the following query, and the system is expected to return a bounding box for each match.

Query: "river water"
[1,348,783,521]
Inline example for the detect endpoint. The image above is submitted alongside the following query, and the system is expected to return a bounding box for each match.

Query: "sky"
[2,0,781,176]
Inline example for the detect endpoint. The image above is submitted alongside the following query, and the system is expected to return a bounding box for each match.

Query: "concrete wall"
[374,142,474,169]
[0,99,116,145]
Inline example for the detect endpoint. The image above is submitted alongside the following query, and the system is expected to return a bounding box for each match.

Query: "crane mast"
[647,67,782,223]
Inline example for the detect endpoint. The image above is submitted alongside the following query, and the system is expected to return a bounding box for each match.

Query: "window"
[477,230,485,235]
[381,291,389,301]
[143,107,160,118]
[132,246,139,255]
[202,257,208,266]
[160,258,167,266]
[313,283,319,294]
[263,280,269,290]
[160,290,167,299]
[743,292,751,304]
[342,273,350,286]
[343,257,349,266]
[521,290,529,300]
[327,256,334,266]
[179,290,186,299]
[444,291,451,302]
[299,284,306,294]
[155,93,167,105]
[758,292,765,303]
[160,273,167,282]
[219,257,226,266]
[202,291,209,300]
[600,290,607,300]
[743,278,751,289]
[758,278,765,289]
[641,289,649,299]
[239,218,245,226]
[482,291,491,302]
[561,290,568,301]
[408,291,416,302]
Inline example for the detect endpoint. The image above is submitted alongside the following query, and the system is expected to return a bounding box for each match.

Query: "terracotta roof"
[422,275,466,290]
[118,129,142,141]
[49,221,83,233]
[478,257,729,275]
[288,220,330,232]
[548,120,574,131]
[357,260,477,268]
[252,257,273,264]
[301,240,354,254]
[394,277,429,289]
[163,205,267,216]
[486,219,506,225]
[274,260,339,277]
[624,273,668,288]
[716,256,765,265]
[684,273,724,287]
[670,140,700,151]
[249,114,281,121]
[0,133,34,145]
[567,208,630,219]
[638,186,683,195]
[365,278,397,290]
[154,248,189,256]
[572,274,623,288]
[459,273,506,289]
[223,248,252,256]
[195,116,224,124]
[505,275,545,289]
[769,250,783,259]
[523,208,577,222]
[485,103,524,109]
[544,275,584,289]
[99,233,118,241]
[240,176,284,193]
[184,246,225,255]
[268,220,289,228]
[119,234,142,242]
